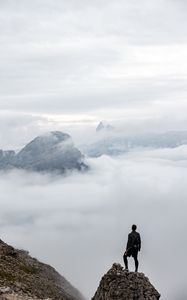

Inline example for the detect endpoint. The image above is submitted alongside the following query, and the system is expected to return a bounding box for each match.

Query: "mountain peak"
[96,121,114,132]
[92,263,160,300]
[33,131,71,142]
[0,131,87,173]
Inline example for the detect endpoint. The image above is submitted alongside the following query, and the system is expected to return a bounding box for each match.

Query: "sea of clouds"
[0,146,187,299]
[1,1,187,298]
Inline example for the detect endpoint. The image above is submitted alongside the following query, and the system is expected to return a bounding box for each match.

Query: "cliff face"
[0,240,85,300]
[92,263,160,300]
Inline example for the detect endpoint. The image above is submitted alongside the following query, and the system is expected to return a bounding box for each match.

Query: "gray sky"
[1,0,187,149]
[1,2,187,299]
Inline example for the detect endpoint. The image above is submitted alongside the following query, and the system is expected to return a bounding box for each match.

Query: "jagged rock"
[0,286,11,294]
[0,293,52,299]
[0,294,52,299]
[92,263,161,300]
[0,240,85,300]
[96,122,114,132]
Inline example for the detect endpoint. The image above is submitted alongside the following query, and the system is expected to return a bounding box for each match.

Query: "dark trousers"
[123,249,139,272]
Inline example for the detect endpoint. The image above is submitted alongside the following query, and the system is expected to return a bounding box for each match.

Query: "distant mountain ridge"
[2,129,187,164]
[81,128,187,157]
[0,131,87,173]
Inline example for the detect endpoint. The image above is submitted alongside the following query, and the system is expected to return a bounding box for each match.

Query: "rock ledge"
[92,263,161,300]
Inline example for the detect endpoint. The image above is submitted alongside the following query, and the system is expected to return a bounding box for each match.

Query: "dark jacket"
[126,231,141,251]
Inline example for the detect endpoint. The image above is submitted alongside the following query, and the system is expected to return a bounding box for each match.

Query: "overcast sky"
[1,2,187,299]
[1,0,187,148]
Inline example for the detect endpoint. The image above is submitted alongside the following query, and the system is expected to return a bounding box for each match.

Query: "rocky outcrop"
[0,240,85,300]
[92,263,160,300]
[0,131,87,173]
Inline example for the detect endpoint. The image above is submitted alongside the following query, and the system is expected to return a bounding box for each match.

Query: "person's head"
[132,224,137,231]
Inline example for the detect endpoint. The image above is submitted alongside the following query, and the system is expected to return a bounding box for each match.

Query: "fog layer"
[0,147,187,299]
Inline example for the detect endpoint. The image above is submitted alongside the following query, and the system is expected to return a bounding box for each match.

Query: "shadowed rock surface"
[0,151,15,168]
[0,240,85,300]
[92,263,160,300]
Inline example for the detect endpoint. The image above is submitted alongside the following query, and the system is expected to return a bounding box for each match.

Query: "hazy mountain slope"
[0,239,85,300]
[81,130,187,157]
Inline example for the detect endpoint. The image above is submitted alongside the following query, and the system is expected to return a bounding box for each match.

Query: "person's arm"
[138,233,141,251]
[126,234,131,250]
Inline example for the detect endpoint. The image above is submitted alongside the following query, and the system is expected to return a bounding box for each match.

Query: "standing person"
[123,224,141,272]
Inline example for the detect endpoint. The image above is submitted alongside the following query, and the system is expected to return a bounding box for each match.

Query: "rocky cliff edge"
[92,263,160,300]
[0,239,85,300]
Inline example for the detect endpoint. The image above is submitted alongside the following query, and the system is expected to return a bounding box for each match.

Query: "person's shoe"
[125,268,129,272]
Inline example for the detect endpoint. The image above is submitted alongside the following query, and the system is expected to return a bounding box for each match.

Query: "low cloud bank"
[0,147,187,299]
